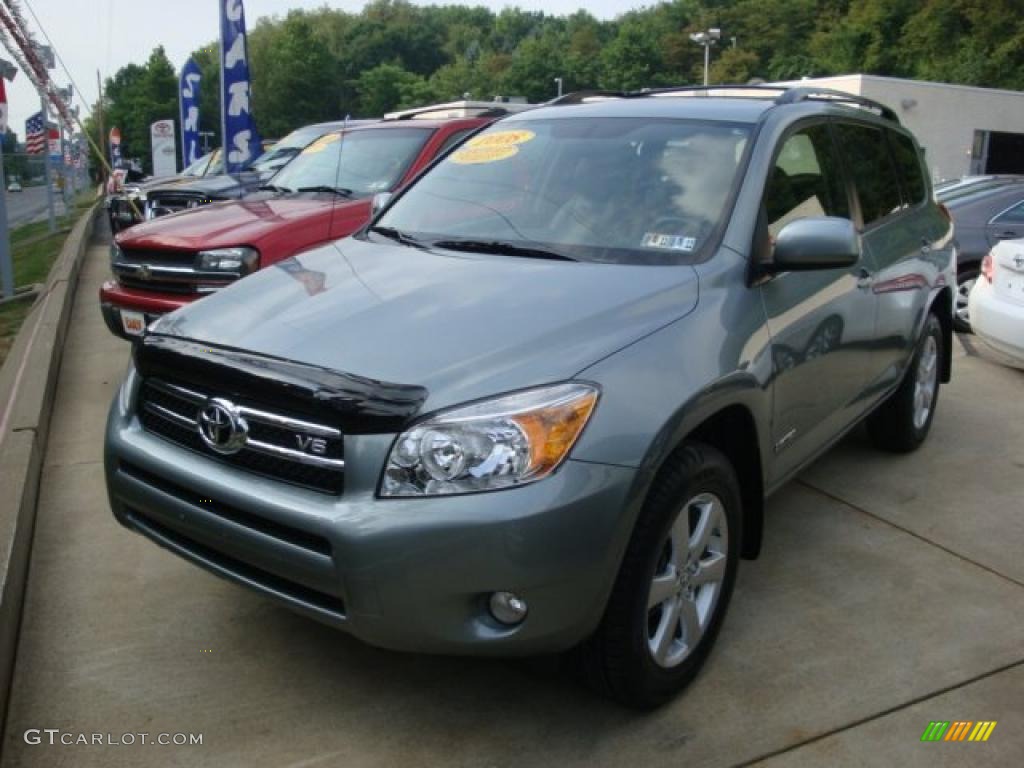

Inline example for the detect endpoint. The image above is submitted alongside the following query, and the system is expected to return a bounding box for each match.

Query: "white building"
[773,74,1024,182]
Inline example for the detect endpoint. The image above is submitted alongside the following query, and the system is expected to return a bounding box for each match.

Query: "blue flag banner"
[220,0,261,173]
[179,58,202,168]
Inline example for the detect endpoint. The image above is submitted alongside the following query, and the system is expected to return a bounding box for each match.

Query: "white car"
[968,239,1024,367]
[7,181,21,192]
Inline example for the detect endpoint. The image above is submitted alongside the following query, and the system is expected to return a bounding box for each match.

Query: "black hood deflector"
[135,334,427,433]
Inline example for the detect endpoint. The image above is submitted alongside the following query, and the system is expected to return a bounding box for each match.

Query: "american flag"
[25,111,46,154]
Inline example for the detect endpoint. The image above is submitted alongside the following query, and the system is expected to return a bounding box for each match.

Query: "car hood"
[116,194,350,250]
[151,237,700,410]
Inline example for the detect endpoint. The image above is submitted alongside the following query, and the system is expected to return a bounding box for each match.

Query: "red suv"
[101,104,528,339]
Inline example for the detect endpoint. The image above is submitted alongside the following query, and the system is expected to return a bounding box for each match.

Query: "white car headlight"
[380,382,599,497]
[197,247,259,274]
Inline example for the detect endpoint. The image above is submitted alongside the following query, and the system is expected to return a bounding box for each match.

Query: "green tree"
[251,13,338,135]
[103,47,177,173]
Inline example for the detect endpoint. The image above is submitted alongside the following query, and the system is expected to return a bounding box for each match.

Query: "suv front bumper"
[105,398,637,656]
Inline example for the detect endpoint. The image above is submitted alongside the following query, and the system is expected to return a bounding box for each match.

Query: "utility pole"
[96,70,107,187]
[0,59,14,299]
[40,94,56,231]
[554,77,563,97]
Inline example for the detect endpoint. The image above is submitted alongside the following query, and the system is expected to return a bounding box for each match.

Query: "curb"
[0,203,100,740]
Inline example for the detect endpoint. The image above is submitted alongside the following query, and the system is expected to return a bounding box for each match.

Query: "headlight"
[197,247,259,274]
[380,382,599,497]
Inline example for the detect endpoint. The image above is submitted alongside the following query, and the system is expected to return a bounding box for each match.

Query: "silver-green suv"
[105,86,955,707]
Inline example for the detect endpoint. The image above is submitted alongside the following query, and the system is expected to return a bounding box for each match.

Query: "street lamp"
[689,28,721,87]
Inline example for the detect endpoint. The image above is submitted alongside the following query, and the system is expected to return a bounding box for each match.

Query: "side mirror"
[771,217,860,271]
[371,192,393,217]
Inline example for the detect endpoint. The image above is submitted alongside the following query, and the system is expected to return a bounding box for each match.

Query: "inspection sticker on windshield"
[451,129,535,164]
[642,233,697,251]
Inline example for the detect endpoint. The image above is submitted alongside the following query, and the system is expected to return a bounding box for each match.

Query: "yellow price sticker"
[450,129,535,164]
[303,133,341,154]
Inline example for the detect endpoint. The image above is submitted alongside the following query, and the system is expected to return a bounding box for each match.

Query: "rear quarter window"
[889,131,927,207]
[835,123,902,226]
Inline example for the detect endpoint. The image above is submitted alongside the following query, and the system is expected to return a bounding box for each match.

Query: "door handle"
[855,267,874,289]
[994,231,1019,240]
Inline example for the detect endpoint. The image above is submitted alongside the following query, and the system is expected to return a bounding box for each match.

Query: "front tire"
[867,312,943,453]
[580,442,742,708]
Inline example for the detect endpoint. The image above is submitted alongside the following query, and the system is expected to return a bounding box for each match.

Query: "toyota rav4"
[105,86,955,707]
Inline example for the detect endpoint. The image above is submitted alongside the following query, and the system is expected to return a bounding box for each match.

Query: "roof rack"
[545,84,900,124]
[545,90,627,106]
[773,86,898,123]
[383,100,534,121]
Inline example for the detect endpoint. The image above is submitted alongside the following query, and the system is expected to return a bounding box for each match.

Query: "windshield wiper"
[368,225,432,250]
[258,184,291,193]
[432,239,576,261]
[297,185,355,198]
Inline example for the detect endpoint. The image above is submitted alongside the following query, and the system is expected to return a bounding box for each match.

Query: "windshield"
[206,150,224,175]
[251,125,326,173]
[271,127,431,196]
[182,150,215,177]
[375,118,751,263]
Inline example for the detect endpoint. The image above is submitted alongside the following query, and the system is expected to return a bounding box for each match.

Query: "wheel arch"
[627,384,769,562]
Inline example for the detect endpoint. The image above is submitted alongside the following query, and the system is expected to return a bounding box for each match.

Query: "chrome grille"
[146,191,213,219]
[112,258,239,295]
[138,378,345,494]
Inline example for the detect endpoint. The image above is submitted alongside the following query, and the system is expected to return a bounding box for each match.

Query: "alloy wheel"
[955,276,976,327]
[913,335,939,430]
[646,492,729,669]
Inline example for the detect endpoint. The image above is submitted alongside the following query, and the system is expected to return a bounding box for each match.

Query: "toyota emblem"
[197,398,248,455]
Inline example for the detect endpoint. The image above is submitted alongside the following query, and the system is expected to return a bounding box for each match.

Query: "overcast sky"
[7,0,647,138]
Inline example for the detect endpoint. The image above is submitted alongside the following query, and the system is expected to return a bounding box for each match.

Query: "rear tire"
[867,312,943,453]
[579,442,741,708]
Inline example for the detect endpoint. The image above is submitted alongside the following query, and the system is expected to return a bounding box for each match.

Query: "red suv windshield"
[271,127,432,197]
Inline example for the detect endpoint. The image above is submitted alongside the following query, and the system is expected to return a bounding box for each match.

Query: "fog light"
[489,591,528,625]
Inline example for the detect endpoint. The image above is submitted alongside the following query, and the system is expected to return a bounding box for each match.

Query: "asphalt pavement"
[1,225,1022,767]
[3,186,66,229]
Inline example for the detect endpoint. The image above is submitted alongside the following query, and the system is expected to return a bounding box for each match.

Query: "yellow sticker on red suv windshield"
[451,129,535,164]
[303,133,341,154]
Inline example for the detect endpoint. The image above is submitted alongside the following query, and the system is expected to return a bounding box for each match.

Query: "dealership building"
[775,74,1024,183]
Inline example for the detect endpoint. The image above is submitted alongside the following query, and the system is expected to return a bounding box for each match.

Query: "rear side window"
[835,123,902,226]
[992,200,1024,224]
[889,131,926,206]
[764,123,849,238]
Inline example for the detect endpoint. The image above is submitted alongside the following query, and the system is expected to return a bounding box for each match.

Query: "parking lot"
[1,223,1022,767]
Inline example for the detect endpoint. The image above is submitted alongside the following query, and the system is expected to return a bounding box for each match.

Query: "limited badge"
[642,233,697,251]
[451,129,535,164]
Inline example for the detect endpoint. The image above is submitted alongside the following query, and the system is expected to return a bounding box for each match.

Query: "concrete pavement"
[2,231,1022,767]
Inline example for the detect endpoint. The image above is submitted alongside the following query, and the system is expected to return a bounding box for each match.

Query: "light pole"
[689,28,721,87]
[554,77,563,97]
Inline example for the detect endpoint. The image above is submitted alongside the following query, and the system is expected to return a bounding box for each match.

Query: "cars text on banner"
[219,0,261,173]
